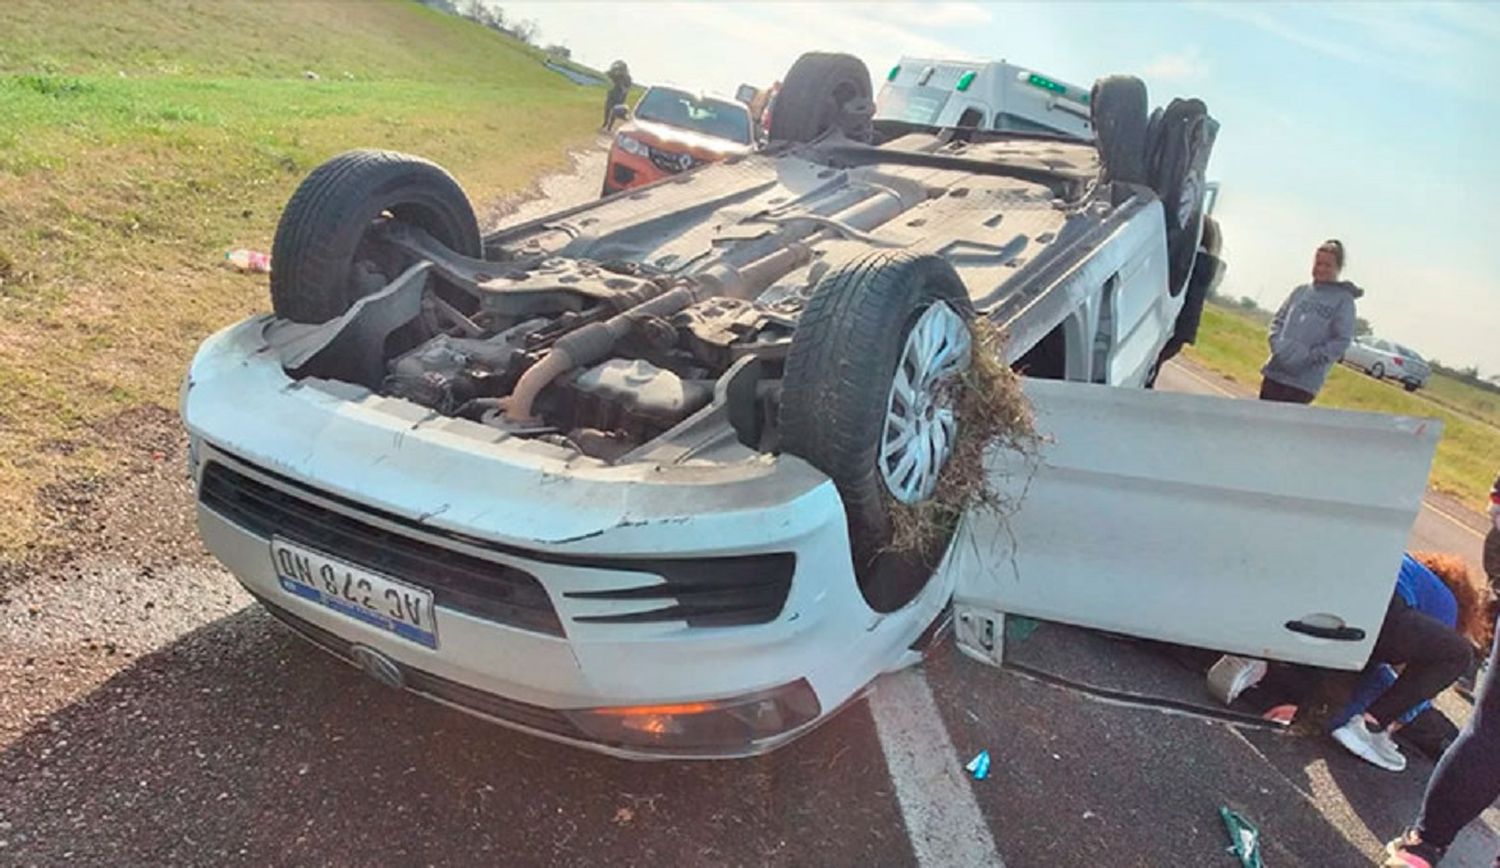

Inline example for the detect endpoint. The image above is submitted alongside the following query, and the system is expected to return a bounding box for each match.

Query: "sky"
[505,1,1499,374]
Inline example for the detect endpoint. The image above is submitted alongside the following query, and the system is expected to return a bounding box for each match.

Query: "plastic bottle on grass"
[225,248,271,273]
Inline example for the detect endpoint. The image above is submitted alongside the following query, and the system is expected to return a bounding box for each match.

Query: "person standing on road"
[1259,239,1361,404]
[1383,610,1500,866]
[602,60,632,132]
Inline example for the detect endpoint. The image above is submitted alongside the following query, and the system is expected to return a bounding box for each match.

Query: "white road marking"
[869,668,1004,868]
[1166,360,1237,397]
[1422,498,1487,541]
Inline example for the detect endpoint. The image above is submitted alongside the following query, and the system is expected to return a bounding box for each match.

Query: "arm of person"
[1267,288,1298,352]
[1310,297,1357,366]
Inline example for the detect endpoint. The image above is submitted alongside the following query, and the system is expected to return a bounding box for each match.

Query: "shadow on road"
[1243,722,1500,866]
[0,605,908,866]
[922,641,1489,867]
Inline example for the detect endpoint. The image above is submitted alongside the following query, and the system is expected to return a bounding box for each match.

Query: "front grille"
[201,461,563,636]
[202,453,797,630]
[649,147,695,174]
[253,592,581,738]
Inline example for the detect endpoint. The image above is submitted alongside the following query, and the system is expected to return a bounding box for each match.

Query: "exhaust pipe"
[498,181,913,423]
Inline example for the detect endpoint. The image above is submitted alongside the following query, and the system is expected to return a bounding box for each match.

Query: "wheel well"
[956,107,985,128]
[1014,319,1068,380]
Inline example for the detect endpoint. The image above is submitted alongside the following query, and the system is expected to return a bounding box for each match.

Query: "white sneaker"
[1369,727,1408,770]
[1207,655,1268,706]
[1332,718,1407,772]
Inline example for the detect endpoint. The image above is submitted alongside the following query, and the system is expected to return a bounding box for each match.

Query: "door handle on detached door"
[1285,619,1366,642]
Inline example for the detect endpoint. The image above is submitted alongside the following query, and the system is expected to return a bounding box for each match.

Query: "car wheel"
[270,149,481,323]
[1371,362,1385,379]
[1404,381,1419,392]
[1148,97,1212,296]
[1091,75,1149,186]
[769,52,873,144]
[780,252,974,613]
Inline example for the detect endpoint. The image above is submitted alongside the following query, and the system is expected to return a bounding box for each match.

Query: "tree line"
[416,0,560,55]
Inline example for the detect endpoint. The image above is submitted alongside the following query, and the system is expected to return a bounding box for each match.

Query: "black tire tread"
[270,149,480,323]
[780,252,972,611]
[1149,98,1210,292]
[1091,75,1149,186]
[770,52,872,144]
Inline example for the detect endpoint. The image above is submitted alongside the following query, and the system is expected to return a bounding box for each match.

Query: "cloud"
[869,2,995,28]
[1189,1,1497,100]
[1143,47,1208,82]
[1190,3,1368,65]
[507,1,980,95]
[656,3,976,91]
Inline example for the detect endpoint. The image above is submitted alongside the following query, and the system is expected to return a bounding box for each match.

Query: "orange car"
[603,86,756,196]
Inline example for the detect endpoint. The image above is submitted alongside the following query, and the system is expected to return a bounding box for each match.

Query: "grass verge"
[0,0,603,559]
[1184,303,1499,507]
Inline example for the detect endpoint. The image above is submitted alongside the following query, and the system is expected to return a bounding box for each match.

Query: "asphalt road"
[3,146,1497,867]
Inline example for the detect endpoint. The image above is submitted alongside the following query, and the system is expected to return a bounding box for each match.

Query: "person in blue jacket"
[1329,553,1482,772]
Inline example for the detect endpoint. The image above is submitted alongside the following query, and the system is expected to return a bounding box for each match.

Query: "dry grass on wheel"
[887,319,1039,560]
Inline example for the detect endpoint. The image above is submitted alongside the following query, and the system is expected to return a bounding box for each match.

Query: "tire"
[769,52,873,144]
[780,252,974,613]
[1404,381,1419,393]
[1201,215,1223,258]
[270,149,481,323]
[1371,363,1385,379]
[1148,98,1211,296]
[1090,75,1149,186]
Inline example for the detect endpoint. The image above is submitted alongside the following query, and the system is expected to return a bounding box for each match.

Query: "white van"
[876,58,1094,139]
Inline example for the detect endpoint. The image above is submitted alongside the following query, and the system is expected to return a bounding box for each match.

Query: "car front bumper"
[603,147,670,195]
[183,317,948,759]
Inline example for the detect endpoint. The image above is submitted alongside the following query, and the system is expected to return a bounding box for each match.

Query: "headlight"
[564,680,821,752]
[615,134,649,157]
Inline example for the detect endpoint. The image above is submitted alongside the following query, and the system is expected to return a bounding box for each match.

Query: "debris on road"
[1006,615,1042,644]
[1219,806,1263,868]
[965,750,991,781]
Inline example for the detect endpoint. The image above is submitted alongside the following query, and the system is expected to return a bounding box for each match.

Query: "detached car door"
[946,379,1440,671]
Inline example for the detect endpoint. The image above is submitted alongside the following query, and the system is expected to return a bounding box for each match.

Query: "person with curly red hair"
[1327,551,1487,772]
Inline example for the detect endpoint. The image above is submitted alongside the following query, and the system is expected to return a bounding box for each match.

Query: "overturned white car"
[182,52,1438,758]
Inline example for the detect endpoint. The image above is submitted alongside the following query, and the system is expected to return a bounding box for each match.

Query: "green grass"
[1419,372,1500,430]
[1184,303,1500,507]
[0,0,603,558]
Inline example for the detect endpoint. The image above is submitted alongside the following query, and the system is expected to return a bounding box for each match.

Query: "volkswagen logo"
[350,644,405,690]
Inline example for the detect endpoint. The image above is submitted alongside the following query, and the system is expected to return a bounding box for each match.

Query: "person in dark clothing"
[1383,613,1500,866]
[1485,472,1500,595]
[1326,553,1479,772]
[601,60,631,132]
[1259,239,1361,404]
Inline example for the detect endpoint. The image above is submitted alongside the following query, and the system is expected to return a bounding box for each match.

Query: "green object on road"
[1005,615,1041,643]
[1219,806,1263,868]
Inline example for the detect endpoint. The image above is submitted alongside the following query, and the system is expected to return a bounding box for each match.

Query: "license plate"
[270,537,438,649]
